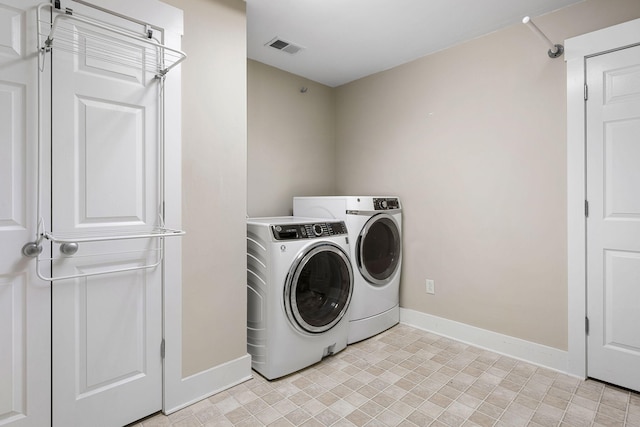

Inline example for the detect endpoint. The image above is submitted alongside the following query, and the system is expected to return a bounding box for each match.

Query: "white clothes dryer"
[246,217,354,380]
[293,196,402,344]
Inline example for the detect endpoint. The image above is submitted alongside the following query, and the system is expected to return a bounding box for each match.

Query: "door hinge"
[584,84,589,101]
[585,200,589,218]
[585,316,590,335]
[160,339,165,359]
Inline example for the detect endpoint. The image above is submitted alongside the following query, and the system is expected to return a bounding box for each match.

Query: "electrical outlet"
[425,279,435,295]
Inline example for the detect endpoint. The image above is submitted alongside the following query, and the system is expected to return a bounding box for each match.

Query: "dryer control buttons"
[374,197,400,210]
[328,221,348,235]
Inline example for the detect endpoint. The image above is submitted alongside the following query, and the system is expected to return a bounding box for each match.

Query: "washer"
[246,217,354,380]
[293,196,402,344]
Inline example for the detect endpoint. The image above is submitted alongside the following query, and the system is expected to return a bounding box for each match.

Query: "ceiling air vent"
[266,37,304,55]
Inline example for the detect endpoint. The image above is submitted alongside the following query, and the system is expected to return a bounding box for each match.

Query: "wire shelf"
[37,4,186,77]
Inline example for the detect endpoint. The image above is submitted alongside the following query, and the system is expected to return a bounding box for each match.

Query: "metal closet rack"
[36,2,186,77]
[23,2,186,281]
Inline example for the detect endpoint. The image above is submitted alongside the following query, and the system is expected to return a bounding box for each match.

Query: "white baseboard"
[400,308,572,375]
[164,353,253,415]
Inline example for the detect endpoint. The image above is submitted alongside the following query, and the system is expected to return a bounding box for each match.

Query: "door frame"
[566,17,640,379]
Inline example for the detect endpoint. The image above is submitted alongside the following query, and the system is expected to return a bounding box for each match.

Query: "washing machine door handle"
[357,213,402,286]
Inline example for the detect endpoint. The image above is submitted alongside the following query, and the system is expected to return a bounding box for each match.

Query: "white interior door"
[49,2,163,425]
[0,1,51,426]
[586,44,640,392]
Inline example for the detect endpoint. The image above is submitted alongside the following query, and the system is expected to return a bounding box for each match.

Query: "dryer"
[293,196,402,344]
[246,217,354,380]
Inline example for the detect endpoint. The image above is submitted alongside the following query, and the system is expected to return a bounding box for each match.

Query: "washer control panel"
[373,197,400,210]
[271,221,348,240]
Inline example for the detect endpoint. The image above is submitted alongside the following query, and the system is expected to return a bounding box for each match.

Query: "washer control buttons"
[374,198,400,210]
[271,221,348,240]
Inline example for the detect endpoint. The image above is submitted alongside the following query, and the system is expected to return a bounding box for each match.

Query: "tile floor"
[134,324,640,427]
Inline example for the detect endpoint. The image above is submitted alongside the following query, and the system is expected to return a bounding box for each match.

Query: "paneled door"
[0,1,51,426]
[49,2,163,425]
[586,44,640,392]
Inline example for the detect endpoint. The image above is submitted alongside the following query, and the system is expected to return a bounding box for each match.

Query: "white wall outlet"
[425,279,435,295]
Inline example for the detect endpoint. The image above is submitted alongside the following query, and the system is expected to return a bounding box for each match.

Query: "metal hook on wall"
[522,16,564,58]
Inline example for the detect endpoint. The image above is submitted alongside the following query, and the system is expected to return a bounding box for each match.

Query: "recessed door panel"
[604,118,640,218]
[78,96,146,225]
[79,265,147,393]
[0,4,22,57]
[53,253,158,399]
[0,82,25,229]
[604,64,640,104]
[0,274,26,421]
[603,250,640,353]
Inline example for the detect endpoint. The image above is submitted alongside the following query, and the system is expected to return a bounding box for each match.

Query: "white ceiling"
[247,0,583,87]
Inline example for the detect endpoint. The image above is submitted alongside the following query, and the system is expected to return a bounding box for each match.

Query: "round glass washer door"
[357,213,401,286]
[285,242,354,334]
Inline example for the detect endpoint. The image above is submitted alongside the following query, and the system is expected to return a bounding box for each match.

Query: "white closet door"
[0,2,50,427]
[586,44,640,392]
[49,2,163,426]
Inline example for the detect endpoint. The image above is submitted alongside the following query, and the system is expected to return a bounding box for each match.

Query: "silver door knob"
[22,242,43,258]
[60,242,79,255]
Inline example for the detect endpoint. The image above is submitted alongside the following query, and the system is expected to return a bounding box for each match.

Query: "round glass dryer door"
[357,214,401,286]
[285,243,353,334]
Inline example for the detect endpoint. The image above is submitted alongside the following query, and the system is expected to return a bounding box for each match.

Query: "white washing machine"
[246,217,354,380]
[293,196,402,344]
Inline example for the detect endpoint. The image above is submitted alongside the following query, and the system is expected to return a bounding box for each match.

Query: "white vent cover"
[266,37,304,55]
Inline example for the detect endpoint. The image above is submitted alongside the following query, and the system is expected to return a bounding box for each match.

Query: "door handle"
[22,242,43,257]
[60,242,79,256]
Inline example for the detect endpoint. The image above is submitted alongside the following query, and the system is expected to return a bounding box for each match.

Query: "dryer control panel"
[271,221,348,240]
[374,197,400,210]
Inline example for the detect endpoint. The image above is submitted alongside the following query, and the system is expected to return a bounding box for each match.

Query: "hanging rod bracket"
[522,16,564,59]
[548,44,564,59]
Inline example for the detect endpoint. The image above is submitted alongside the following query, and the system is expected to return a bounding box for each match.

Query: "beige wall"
[248,60,336,217]
[334,0,640,351]
[162,0,247,376]
[335,23,569,349]
[248,0,640,352]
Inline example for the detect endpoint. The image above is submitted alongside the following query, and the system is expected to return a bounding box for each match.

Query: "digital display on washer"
[271,221,348,240]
